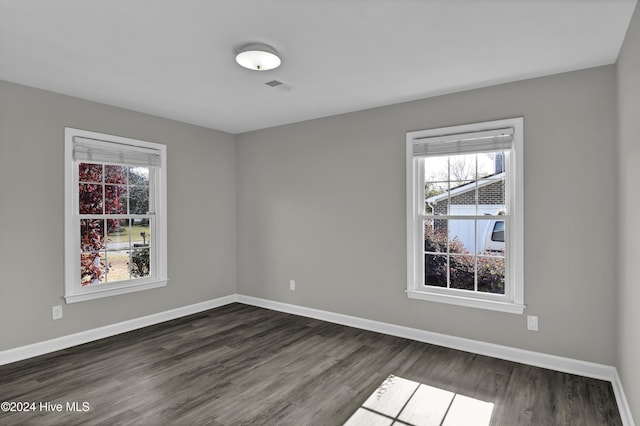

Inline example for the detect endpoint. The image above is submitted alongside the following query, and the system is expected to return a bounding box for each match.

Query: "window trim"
[64,127,168,303]
[406,118,524,314]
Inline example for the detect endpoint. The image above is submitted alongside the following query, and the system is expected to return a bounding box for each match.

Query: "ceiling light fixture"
[235,43,281,71]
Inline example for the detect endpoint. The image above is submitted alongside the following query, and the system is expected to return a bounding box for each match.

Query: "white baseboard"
[612,370,636,426]
[236,294,635,426]
[0,293,634,425]
[0,294,238,366]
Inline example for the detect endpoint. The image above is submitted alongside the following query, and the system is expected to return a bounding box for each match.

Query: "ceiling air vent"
[264,80,293,92]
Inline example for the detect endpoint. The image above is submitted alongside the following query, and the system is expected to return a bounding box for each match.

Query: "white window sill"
[406,290,525,315]
[64,279,168,304]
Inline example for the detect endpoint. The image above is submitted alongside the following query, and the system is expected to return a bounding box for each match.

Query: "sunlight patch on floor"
[344,374,494,426]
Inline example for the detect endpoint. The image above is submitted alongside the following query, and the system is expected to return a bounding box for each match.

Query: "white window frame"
[64,127,168,303]
[406,117,524,314]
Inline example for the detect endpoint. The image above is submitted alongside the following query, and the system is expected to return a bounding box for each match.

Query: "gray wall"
[617,2,640,421]
[0,81,237,350]
[236,65,618,365]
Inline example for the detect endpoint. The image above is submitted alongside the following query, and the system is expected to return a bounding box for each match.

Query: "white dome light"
[235,43,281,71]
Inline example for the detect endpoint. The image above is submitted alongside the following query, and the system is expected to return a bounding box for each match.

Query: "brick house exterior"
[427,172,505,215]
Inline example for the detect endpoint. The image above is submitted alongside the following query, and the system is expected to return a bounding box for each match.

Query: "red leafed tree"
[79,163,126,285]
[80,221,104,286]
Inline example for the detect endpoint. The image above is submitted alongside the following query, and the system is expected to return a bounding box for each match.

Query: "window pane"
[425,182,448,215]
[424,219,447,253]
[478,179,505,214]
[424,156,449,182]
[106,219,130,246]
[448,154,477,181]
[79,184,103,214]
[104,250,130,283]
[80,252,105,286]
[450,255,475,290]
[478,151,505,179]
[477,219,506,254]
[105,185,127,214]
[80,219,105,252]
[80,219,106,285]
[448,181,475,215]
[448,219,475,254]
[130,248,151,278]
[131,220,151,248]
[79,163,102,183]
[425,254,447,287]
[129,186,149,214]
[104,165,127,184]
[477,255,505,294]
[128,166,149,186]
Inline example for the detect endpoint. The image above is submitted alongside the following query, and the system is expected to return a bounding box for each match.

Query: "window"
[64,128,167,303]
[406,118,524,314]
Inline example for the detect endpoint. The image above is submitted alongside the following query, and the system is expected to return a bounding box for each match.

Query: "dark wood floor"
[0,303,622,425]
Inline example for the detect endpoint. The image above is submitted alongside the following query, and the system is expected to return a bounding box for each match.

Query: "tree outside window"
[78,163,151,286]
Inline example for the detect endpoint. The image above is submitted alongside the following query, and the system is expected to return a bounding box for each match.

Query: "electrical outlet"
[289,280,295,291]
[52,305,63,320]
[527,315,538,331]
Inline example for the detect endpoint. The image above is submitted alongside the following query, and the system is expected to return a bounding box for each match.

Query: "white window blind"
[73,136,162,166]
[412,127,513,157]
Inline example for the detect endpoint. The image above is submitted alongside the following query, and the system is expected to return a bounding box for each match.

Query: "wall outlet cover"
[52,305,63,320]
[527,315,538,331]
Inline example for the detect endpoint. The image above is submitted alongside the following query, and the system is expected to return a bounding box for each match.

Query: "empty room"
[1,1,639,425]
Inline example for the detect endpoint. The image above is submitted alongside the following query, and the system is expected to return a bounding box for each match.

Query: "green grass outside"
[102,250,149,282]
[107,224,150,243]
[104,252,130,282]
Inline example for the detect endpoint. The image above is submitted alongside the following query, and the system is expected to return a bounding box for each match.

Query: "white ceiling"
[0,1,636,134]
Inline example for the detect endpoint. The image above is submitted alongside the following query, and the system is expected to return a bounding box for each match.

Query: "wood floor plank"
[343,408,393,426]
[0,303,623,425]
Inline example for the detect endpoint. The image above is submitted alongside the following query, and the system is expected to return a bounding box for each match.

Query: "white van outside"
[445,205,505,253]
[483,219,505,253]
